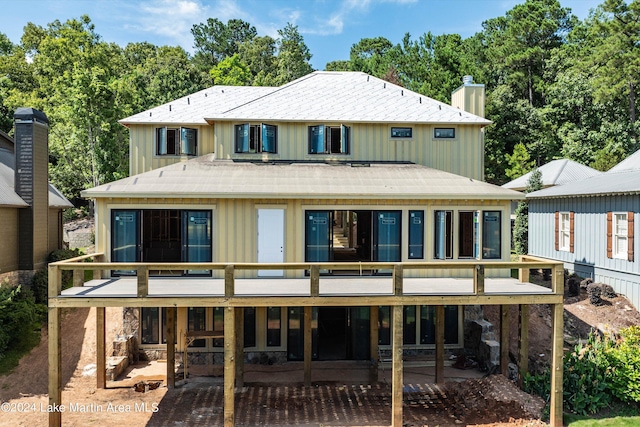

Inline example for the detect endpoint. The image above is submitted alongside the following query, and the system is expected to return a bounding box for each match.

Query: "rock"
[587,283,603,306]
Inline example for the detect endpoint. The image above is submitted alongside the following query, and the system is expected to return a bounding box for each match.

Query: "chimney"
[451,75,485,118]
[14,108,49,271]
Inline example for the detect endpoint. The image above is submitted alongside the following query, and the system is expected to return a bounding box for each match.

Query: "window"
[458,211,478,258]
[434,210,453,259]
[378,305,461,346]
[408,211,424,259]
[391,127,412,138]
[156,127,197,156]
[267,307,282,347]
[403,306,416,345]
[608,212,634,260]
[555,211,574,253]
[235,123,277,154]
[141,307,167,345]
[434,128,455,139]
[482,211,501,259]
[559,212,571,251]
[308,124,350,154]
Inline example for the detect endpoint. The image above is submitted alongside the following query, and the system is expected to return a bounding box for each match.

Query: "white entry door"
[257,208,284,277]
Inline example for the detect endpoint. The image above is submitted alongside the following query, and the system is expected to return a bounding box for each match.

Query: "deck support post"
[224,306,236,427]
[235,307,244,388]
[369,305,379,384]
[474,265,485,294]
[435,305,445,384]
[166,307,176,389]
[96,306,106,389]
[137,266,148,297]
[304,306,312,386]
[500,305,510,377]
[48,265,62,427]
[550,303,564,427]
[48,306,62,427]
[391,304,403,427]
[518,304,529,387]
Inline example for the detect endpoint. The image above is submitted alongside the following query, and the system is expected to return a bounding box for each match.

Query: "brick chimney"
[14,108,49,271]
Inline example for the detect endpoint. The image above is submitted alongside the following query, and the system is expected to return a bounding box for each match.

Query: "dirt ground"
[0,273,638,426]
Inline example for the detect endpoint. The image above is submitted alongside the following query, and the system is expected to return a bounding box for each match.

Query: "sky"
[1,0,604,70]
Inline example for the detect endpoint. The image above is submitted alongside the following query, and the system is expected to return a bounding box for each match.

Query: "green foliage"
[30,269,48,305]
[606,326,640,402]
[513,168,542,255]
[506,143,535,180]
[210,54,251,86]
[524,328,640,417]
[275,23,313,84]
[0,285,44,362]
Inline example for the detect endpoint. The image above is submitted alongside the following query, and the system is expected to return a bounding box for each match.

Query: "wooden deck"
[47,255,565,427]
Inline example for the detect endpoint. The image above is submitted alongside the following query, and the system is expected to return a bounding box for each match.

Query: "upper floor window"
[308,124,350,154]
[391,127,412,138]
[235,123,277,154]
[156,127,197,156]
[434,128,455,139]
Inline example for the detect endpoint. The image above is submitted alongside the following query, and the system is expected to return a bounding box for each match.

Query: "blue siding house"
[527,152,640,309]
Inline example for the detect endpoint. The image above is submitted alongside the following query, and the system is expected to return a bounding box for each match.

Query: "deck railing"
[48,253,564,299]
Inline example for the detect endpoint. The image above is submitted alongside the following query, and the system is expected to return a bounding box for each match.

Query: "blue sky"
[2,0,603,70]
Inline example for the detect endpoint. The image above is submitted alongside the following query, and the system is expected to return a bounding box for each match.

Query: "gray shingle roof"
[608,148,640,173]
[527,169,640,199]
[82,154,522,201]
[119,71,490,126]
[0,148,73,208]
[502,159,601,192]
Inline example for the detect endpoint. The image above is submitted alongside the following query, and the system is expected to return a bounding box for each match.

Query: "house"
[48,72,566,427]
[0,110,72,285]
[527,150,640,310]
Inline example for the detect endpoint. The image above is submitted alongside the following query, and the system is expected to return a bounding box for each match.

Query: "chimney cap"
[14,108,49,125]
[463,75,473,85]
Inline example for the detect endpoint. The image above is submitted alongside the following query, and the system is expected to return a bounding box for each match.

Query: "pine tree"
[513,168,542,254]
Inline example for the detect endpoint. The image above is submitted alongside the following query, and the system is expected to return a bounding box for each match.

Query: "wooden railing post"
[93,254,104,280]
[393,264,403,296]
[473,264,485,295]
[137,266,148,297]
[310,265,319,297]
[552,263,564,294]
[73,269,84,287]
[48,264,62,298]
[225,265,235,297]
[518,255,530,283]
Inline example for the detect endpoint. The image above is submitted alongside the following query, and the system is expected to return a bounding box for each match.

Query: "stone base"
[106,356,129,381]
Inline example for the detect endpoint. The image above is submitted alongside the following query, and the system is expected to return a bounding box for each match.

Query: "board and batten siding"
[529,195,640,309]
[128,124,216,175]
[94,197,511,280]
[214,122,484,180]
[0,207,20,273]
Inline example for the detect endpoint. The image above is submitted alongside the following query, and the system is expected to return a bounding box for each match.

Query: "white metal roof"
[0,148,73,208]
[608,148,640,173]
[119,86,276,126]
[119,71,490,126]
[82,154,522,201]
[527,168,640,199]
[502,159,601,192]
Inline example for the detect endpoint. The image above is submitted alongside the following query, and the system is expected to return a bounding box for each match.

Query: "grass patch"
[566,415,640,426]
[0,322,42,376]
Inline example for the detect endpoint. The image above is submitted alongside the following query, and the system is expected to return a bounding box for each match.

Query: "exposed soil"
[0,271,638,426]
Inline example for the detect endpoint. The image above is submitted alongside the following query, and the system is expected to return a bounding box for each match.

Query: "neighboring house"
[47,72,566,426]
[528,150,640,310]
[0,111,72,285]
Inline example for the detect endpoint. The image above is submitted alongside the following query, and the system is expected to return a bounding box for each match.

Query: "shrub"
[0,285,44,361]
[31,248,86,304]
[607,326,640,403]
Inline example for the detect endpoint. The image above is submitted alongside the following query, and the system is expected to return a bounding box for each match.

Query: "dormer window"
[308,125,350,154]
[156,127,197,156]
[235,124,277,154]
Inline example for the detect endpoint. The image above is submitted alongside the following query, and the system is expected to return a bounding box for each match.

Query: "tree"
[513,168,542,255]
[349,36,394,76]
[210,54,251,86]
[275,23,313,84]
[191,18,256,72]
[506,143,535,180]
[237,35,278,85]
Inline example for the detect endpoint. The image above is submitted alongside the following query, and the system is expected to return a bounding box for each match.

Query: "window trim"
[558,212,571,252]
[433,127,456,139]
[611,212,630,260]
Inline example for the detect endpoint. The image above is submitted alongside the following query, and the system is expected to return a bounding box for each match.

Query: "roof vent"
[463,75,473,85]
[169,105,172,111]
[188,97,190,105]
